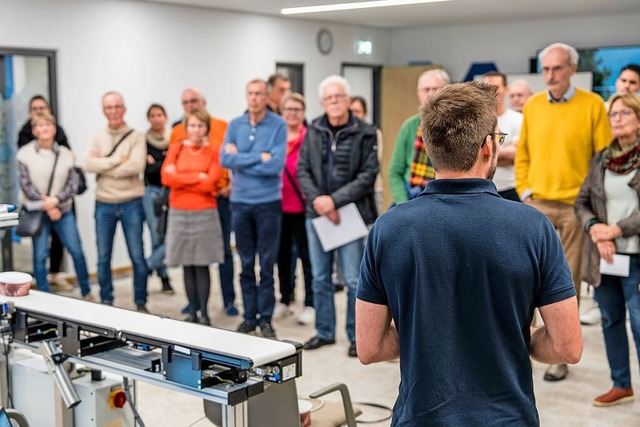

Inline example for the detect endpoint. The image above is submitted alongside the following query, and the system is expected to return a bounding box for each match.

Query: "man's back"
[358,179,575,426]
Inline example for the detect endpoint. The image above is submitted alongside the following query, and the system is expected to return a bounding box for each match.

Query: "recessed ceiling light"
[282,0,451,15]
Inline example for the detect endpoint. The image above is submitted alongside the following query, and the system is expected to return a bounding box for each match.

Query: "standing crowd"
[14,41,640,423]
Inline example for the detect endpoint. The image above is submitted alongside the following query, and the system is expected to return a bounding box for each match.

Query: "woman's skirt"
[166,208,223,267]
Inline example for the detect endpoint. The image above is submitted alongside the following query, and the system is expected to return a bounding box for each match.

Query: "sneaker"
[260,322,276,339]
[181,304,190,314]
[237,321,256,334]
[273,302,293,319]
[81,293,97,302]
[136,304,150,314]
[580,303,602,325]
[543,364,568,381]
[296,307,315,325]
[49,276,74,292]
[594,387,634,407]
[225,304,239,316]
[348,342,357,358]
[161,277,175,295]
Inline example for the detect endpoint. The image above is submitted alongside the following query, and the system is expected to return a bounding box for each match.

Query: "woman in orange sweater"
[161,109,223,325]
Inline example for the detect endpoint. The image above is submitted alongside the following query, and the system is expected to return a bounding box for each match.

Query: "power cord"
[352,401,393,424]
[123,377,145,427]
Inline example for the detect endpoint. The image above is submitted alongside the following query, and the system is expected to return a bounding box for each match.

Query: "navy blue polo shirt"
[358,179,575,427]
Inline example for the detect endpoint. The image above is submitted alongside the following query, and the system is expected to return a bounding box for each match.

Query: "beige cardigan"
[83,124,146,203]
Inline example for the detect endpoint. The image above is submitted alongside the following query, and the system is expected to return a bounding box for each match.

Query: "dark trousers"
[49,230,64,273]
[277,212,313,307]
[231,201,282,326]
[217,196,236,307]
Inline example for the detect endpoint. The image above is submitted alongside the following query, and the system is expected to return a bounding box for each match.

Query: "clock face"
[317,29,333,55]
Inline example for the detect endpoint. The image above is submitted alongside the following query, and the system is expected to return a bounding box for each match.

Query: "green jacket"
[388,114,420,204]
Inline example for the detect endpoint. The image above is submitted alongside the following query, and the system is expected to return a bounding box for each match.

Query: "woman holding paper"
[16,112,93,299]
[575,92,640,407]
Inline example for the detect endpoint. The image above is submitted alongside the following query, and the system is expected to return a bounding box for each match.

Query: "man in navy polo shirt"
[356,82,583,426]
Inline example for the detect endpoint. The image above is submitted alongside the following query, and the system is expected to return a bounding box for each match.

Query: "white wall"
[390,13,640,81]
[0,0,390,271]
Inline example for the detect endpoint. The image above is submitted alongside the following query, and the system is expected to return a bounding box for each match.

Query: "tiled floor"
[45,266,640,426]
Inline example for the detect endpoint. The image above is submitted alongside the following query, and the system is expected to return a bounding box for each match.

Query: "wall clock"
[317,29,333,55]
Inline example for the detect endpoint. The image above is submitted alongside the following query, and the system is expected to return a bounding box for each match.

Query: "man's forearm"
[529,326,580,365]
[359,324,400,364]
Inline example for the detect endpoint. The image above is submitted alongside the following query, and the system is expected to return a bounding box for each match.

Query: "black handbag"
[16,151,60,237]
[153,189,169,216]
[74,166,88,195]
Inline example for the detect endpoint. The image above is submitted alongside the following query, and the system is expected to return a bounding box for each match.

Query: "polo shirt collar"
[547,85,576,103]
[422,178,500,197]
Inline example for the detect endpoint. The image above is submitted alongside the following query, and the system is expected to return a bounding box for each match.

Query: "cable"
[352,401,393,424]
[123,377,145,427]
[0,318,13,408]
[187,415,206,427]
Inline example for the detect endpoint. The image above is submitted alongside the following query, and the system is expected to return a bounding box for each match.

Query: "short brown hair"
[184,108,211,134]
[280,92,306,111]
[420,82,498,172]
[608,92,640,126]
[483,71,507,87]
[268,73,290,89]
[30,111,56,128]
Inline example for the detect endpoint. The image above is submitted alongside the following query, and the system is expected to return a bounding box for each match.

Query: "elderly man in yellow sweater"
[515,43,611,382]
[84,91,149,313]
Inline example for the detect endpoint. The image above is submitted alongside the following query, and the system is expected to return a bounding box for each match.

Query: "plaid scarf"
[409,126,435,188]
[603,137,640,174]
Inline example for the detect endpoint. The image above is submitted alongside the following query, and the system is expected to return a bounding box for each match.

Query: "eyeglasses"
[187,123,207,130]
[482,132,508,147]
[282,107,304,114]
[608,110,634,119]
[103,105,124,112]
[182,98,201,106]
[322,93,347,103]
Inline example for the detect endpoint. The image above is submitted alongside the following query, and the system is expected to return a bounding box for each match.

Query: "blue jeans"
[142,185,168,278]
[231,201,281,325]
[33,211,91,296]
[594,254,640,389]
[217,196,236,307]
[95,199,148,305]
[305,219,364,343]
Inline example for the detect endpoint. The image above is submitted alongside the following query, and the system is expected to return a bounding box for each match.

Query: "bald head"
[508,80,532,112]
[181,87,206,114]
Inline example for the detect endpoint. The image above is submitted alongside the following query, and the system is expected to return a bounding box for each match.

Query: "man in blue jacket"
[220,79,286,339]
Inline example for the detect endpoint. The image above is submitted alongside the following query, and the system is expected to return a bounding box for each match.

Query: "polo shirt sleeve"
[357,224,388,305]
[536,215,577,307]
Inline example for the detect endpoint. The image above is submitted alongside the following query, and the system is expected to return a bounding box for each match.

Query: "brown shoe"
[82,293,97,302]
[594,387,634,407]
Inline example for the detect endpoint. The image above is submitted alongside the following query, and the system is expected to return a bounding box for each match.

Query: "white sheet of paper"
[600,254,630,277]
[311,203,368,252]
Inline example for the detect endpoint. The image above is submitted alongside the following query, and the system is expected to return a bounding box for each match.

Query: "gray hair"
[509,79,532,92]
[417,69,451,88]
[102,90,124,103]
[539,43,579,67]
[318,75,351,98]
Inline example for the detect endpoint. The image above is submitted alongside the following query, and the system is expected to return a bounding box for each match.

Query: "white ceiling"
[141,0,640,28]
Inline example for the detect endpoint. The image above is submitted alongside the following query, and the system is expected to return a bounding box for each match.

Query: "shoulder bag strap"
[284,167,306,204]
[46,150,61,196]
[106,129,135,157]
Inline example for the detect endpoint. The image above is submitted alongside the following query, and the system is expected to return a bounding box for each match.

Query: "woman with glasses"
[274,93,314,325]
[575,92,640,407]
[16,112,93,300]
[162,109,223,325]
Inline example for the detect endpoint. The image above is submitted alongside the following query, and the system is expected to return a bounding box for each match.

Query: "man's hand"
[218,185,231,198]
[325,209,340,225]
[147,155,155,164]
[260,152,272,162]
[590,223,622,243]
[47,207,62,222]
[597,240,617,264]
[224,143,238,154]
[313,195,335,216]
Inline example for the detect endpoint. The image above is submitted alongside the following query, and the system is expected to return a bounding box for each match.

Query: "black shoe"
[348,342,357,358]
[334,283,345,292]
[136,304,149,314]
[199,316,211,326]
[237,321,257,334]
[185,314,199,323]
[102,300,114,306]
[260,322,276,339]
[161,277,174,295]
[303,336,336,350]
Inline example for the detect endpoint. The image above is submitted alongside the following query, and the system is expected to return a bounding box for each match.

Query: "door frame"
[340,63,382,126]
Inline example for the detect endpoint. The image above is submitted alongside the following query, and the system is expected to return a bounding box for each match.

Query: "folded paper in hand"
[311,203,368,252]
[600,254,630,277]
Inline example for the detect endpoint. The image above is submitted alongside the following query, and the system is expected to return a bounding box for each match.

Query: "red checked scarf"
[604,137,640,174]
[408,126,436,188]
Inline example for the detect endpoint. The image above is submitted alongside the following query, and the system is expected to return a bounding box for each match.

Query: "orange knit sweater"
[161,142,220,210]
